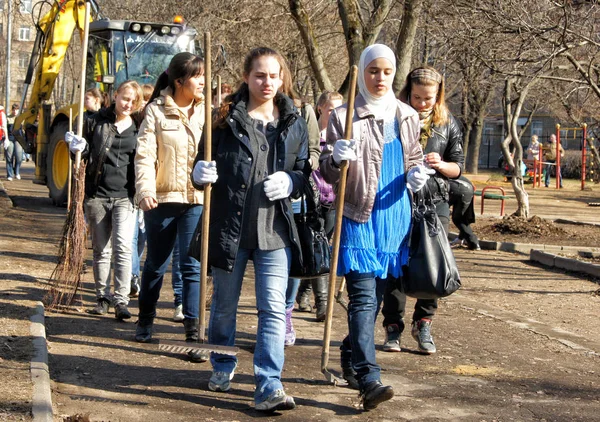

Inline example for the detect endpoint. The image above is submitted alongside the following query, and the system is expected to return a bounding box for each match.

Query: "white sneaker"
[450,238,464,249]
[208,370,235,392]
[173,304,184,322]
[15,174,21,180]
[255,389,296,412]
[6,177,13,181]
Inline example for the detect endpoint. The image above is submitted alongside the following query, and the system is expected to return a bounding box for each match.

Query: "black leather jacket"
[192,92,311,272]
[424,113,464,203]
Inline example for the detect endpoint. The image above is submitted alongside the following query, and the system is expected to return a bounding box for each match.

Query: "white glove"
[264,171,293,201]
[65,131,86,153]
[332,139,357,165]
[407,165,435,192]
[192,160,218,184]
[3,139,9,150]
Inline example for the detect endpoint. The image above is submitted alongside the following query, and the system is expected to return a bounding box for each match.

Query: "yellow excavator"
[13,0,197,205]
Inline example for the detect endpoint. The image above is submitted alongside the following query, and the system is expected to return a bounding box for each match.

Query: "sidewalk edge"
[30,301,53,422]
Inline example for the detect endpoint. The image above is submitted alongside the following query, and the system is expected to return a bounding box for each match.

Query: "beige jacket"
[135,88,205,205]
[319,94,422,223]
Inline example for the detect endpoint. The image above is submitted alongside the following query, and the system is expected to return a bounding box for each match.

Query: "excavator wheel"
[46,121,71,206]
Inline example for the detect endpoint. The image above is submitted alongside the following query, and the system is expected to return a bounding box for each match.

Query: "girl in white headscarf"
[319,44,428,411]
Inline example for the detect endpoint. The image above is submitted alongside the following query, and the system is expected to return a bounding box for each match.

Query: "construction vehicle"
[13,0,197,205]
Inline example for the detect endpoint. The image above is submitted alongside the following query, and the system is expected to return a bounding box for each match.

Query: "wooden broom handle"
[199,32,212,343]
[321,65,358,371]
[74,1,91,171]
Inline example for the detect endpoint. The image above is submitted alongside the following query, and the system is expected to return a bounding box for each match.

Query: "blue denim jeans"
[341,271,390,388]
[285,278,300,310]
[84,197,136,305]
[171,240,182,307]
[131,209,146,277]
[138,203,202,320]
[4,139,23,178]
[209,247,291,404]
[544,160,562,187]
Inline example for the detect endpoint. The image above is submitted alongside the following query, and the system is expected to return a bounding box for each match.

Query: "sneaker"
[135,317,154,343]
[450,238,464,249]
[15,174,21,180]
[114,303,132,320]
[88,298,110,315]
[173,304,184,322]
[469,242,481,251]
[208,370,235,392]
[255,389,296,412]
[6,177,12,181]
[284,307,296,347]
[382,324,401,352]
[361,381,394,411]
[129,275,140,297]
[411,319,436,354]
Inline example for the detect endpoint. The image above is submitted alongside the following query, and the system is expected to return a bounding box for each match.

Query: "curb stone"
[30,302,53,422]
[530,250,600,279]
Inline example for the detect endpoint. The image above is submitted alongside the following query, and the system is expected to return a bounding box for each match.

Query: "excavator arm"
[13,0,91,165]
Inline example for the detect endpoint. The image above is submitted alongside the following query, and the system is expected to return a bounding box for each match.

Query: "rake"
[159,32,238,357]
[321,65,358,385]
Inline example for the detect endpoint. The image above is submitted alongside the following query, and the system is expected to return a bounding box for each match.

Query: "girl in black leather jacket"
[382,66,464,355]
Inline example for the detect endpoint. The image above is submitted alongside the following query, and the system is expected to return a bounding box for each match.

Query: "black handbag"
[400,185,461,299]
[289,176,331,279]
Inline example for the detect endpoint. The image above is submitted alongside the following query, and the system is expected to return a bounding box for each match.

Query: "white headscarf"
[357,44,397,120]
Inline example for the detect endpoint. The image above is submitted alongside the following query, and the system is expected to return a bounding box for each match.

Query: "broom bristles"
[45,163,87,310]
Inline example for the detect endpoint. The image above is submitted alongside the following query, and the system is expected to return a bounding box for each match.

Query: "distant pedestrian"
[65,80,144,320]
[543,134,564,188]
[3,104,23,181]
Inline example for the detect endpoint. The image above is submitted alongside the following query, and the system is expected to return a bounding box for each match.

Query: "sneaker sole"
[256,398,296,412]
[208,382,231,392]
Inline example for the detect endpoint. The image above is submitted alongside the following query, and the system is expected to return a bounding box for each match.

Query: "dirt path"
[1,164,600,421]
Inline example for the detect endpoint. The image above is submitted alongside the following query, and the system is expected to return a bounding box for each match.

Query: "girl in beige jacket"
[134,53,206,363]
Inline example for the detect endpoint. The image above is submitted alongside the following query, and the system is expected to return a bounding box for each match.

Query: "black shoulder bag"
[400,184,461,299]
[289,176,331,279]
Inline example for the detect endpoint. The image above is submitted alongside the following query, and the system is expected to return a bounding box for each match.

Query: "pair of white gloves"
[332,139,435,193]
[64,131,87,153]
[192,160,293,201]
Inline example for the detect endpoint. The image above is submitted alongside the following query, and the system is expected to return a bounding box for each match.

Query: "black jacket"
[80,106,139,199]
[192,92,311,272]
[424,113,465,203]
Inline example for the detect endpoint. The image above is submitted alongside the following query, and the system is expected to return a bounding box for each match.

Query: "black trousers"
[381,201,449,333]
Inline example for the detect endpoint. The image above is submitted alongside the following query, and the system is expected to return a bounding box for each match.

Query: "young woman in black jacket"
[191,47,310,412]
[381,66,464,355]
[66,80,143,320]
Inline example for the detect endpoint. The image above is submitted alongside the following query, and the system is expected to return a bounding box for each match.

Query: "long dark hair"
[146,52,205,109]
[215,47,290,127]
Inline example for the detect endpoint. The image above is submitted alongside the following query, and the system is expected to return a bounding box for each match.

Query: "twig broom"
[44,1,91,310]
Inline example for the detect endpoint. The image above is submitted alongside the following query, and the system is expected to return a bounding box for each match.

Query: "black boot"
[312,276,328,322]
[135,317,154,343]
[184,318,208,363]
[361,381,394,411]
[296,280,313,312]
[340,347,359,390]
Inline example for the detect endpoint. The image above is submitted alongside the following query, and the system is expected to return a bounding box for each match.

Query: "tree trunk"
[288,0,335,93]
[466,118,484,174]
[501,78,531,218]
[393,0,424,92]
[337,0,364,69]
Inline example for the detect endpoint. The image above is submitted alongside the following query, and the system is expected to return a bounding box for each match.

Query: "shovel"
[321,65,358,384]
[159,32,238,357]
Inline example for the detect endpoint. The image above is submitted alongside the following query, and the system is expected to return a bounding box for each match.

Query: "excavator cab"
[23,14,196,206]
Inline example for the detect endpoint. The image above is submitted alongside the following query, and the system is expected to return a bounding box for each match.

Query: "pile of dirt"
[485,215,568,237]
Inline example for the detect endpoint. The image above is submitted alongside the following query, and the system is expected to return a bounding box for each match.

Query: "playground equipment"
[555,123,595,190]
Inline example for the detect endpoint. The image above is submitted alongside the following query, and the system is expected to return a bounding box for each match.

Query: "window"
[0,1,4,12]
[20,0,32,13]
[0,23,3,35]
[531,121,543,137]
[18,26,31,41]
[16,80,25,96]
[19,52,29,68]
[483,125,494,146]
